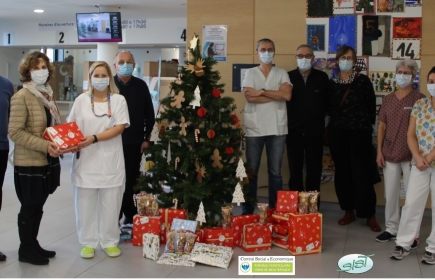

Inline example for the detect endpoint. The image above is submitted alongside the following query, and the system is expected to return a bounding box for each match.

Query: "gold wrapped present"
[190,242,233,269]
[156,253,196,267]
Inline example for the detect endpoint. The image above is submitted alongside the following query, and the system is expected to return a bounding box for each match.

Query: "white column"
[96,6,119,74]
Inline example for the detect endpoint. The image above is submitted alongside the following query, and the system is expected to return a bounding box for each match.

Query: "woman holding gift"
[9,51,62,265]
[67,61,129,259]
[327,46,381,232]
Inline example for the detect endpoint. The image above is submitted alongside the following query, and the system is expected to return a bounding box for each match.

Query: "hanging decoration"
[196,201,206,226]
[158,121,169,139]
[150,122,161,142]
[232,182,245,206]
[180,116,187,136]
[186,58,205,77]
[189,86,201,108]
[145,161,155,171]
[139,154,146,173]
[167,142,171,164]
[210,149,223,169]
[170,90,185,108]
[197,107,207,117]
[176,73,183,85]
[235,158,247,181]
[224,147,234,155]
[231,113,240,128]
[194,129,200,142]
[195,160,206,183]
[212,89,221,98]
[207,129,215,139]
[175,157,180,170]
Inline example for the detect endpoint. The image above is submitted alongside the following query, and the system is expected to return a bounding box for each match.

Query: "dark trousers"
[286,131,324,193]
[328,128,377,218]
[120,142,143,223]
[0,149,8,211]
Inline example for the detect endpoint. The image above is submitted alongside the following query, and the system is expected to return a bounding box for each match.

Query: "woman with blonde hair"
[67,61,129,259]
[9,51,62,265]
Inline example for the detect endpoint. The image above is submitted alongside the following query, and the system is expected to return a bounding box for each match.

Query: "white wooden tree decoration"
[236,158,247,181]
[196,201,206,226]
[189,86,201,109]
[150,122,161,142]
[232,182,245,206]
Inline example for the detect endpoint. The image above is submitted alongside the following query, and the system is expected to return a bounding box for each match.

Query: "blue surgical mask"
[395,74,412,88]
[259,52,274,64]
[297,58,311,71]
[118,63,134,77]
[92,77,110,92]
[339,60,353,72]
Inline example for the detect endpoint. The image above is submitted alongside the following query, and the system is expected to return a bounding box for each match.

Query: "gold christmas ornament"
[145,161,155,171]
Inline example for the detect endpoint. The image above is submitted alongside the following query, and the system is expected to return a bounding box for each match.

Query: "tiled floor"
[0,150,433,278]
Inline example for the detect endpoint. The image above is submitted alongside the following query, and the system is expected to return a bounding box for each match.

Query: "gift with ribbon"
[158,207,187,244]
[240,223,272,252]
[132,215,161,246]
[230,214,259,247]
[190,242,233,269]
[204,227,234,249]
[287,212,322,255]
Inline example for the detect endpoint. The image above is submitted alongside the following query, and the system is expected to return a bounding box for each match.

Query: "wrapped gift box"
[272,236,289,249]
[132,215,161,246]
[158,208,186,244]
[231,214,259,247]
[276,191,298,213]
[42,122,84,153]
[157,253,195,267]
[190,243,233,269]
[288,213,322,255]
[272,211,291,222]
[171,218,198,232]
[143,233,159,260]
[204,227,234,248]
[240,223,272,252]
[272,232,288,240]
[195,229,204,242]
[273,224,289,236]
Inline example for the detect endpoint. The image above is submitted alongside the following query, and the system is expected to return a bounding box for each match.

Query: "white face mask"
[395,74,412,88]
[297,58,312,71]
[427,84,435,97]
[92,77,110,92]
[338,60,353,72]
[30,69,49,85]
[259,51,274,64]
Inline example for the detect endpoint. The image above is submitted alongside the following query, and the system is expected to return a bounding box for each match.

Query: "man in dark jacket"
[0,75,14,261]
[286,45,329,205]
[114,51,155,226]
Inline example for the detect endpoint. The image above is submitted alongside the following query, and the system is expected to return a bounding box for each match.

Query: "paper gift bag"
[142,233,159,260]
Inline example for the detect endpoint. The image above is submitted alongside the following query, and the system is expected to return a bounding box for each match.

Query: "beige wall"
[187,0,433,208]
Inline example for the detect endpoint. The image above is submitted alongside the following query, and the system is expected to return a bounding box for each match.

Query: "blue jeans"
[242,135,286,214]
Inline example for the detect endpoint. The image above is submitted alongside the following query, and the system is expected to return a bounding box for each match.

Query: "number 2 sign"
[391,38,421,60]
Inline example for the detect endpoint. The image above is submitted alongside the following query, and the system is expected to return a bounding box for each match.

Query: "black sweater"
[287,68,329,135]
[114,75,155,145]
[328,74,376,131]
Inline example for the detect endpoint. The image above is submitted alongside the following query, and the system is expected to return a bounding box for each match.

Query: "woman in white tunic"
[67,61,130,259]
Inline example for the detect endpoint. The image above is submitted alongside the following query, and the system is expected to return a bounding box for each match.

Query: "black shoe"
[18,214,49,265]
[0,251,6,261]
[33,212,56,258]
[411,238,419,250]
[376,231,396,242]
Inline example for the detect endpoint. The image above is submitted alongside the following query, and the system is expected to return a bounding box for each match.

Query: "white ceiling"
[0,0,187,22]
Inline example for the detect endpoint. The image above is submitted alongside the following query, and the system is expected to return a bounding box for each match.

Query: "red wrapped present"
[42,122,84,153]
[240,223,272,252]
[266,208,275,224]
[231,214,259,246]
[276,191,298,213]
[288,213,322,255]
[132,215,161,246]
[195,229,204,242]
[273,224,288,236]
[272,232,287,240]
[204,227,234,249]
[272,236,289,249]
[158,208,186,244]
[272,211,291,222]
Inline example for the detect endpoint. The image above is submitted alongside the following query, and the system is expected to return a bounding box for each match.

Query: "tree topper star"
[189,35,199,50]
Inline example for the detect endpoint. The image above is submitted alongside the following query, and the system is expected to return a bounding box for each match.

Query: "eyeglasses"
[397,71,412,75]
[258,48,274,53]
[296,54,314,59]
[339,56,353,61]
[118,60,134,65]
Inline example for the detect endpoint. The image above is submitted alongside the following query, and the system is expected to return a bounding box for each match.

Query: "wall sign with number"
[391,38,421,60]
[56,31,67,44]
[3,31,15,46]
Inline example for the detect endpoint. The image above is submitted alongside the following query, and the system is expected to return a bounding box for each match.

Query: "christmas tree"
[137,34,247,225]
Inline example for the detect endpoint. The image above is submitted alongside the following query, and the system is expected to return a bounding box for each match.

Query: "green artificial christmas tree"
[137,34,247,226]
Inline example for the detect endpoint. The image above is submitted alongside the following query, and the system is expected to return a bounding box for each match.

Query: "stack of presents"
[130,190,322,269]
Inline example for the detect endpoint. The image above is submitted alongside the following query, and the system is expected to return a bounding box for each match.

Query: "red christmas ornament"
[212,89,221,98]
[231,114,239,125]
[207,129,216,139]
[225,147,234,155]
[197,107,207,117]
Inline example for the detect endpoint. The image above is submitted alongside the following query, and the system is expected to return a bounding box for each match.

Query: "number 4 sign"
[391,38,421,60]
[3,32,14,46]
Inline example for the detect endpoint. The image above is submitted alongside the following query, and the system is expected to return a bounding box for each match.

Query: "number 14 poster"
[202,25,227,62]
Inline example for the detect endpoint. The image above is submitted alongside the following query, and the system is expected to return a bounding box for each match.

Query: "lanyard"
[91,93,112,117]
